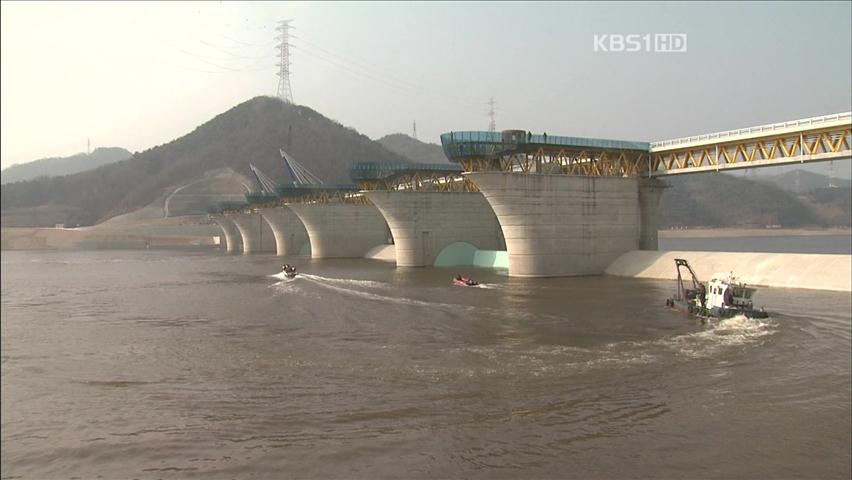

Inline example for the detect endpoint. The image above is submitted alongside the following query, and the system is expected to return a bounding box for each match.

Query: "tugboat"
[282,264,298,279]
[453,274,479,287]
[665,258,768,319]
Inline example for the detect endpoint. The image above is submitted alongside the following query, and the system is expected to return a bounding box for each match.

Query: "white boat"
[665,259,768,319]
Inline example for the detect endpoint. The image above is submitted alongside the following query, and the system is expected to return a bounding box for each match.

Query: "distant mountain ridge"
[659,173,850,228]
[1,147,132,184]
[1,96,410,227]
[755,168,851,193]
[377,133,450,164]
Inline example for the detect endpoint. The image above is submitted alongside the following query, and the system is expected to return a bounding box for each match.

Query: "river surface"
[2,250,850,479]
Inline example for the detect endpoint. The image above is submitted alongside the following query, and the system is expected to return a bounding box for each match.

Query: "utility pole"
[412,120,417,140]
[487,97,496,132]
[275,20,294,103]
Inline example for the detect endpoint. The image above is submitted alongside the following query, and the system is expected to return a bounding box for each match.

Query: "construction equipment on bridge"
[240,150,368,206]
[281,149,324,185]
[347,162,477,192]
[249,164,278,194]
[245,164,281,206]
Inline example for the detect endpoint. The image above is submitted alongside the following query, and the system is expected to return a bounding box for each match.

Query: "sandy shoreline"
[658,228,851,239]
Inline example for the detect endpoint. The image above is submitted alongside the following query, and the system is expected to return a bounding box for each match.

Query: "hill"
[659,173,834,228]
[377,133,449,164]
[800,186,852,227]
[755,168,851,193]
[1,97,410,227]
[1,147,132,184]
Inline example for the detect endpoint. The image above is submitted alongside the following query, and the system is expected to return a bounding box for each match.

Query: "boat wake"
[268,272,292,281]
[656,314,777,358]
[298,273,388,289]
[297,274,469,311]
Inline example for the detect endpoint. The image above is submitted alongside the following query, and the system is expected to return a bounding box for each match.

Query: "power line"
[290,27,483,111]
[197,39,270,62]
[290,43,420,97]
[162,39,274,73]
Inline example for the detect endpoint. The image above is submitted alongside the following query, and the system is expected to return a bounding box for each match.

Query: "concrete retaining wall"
[287,204,390,258]
[365,191,504,267]
[606,250,852,292]
[469,172,641,277]
[364,244,396,262]
[258,207,310,256]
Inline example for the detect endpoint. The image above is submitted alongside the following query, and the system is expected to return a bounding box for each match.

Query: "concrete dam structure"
[469,172,663,277]
[258,207,309,256]
[286,203,390,259]
[211,215,242,253]
[438,113,850,277]
[205,111,849,283]
[225,212,276,254]
[365,191,504,267]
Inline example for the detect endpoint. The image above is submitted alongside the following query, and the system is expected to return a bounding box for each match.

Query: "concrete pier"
[638,178,668,250]
[365,191,504,267]
[211,215,242,253]
[225,212,275,254]
[258,207,310,256]
[287,204,390,258]
[469,172,642,277]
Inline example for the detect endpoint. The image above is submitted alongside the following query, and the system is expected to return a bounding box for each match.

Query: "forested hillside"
[1,97,409,226]
[1,147,132,184]
[658,173,848,228]
[377,134,449,164]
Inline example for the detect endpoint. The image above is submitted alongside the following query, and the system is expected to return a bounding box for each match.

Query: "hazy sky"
[2,1,850,170]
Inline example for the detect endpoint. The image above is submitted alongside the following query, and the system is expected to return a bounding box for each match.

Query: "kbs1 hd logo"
[593,34,687,53]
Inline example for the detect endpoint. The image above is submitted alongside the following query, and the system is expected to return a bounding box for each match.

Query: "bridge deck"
[348,161,475,192]
[440,131,649,161]
[347,162,462,181]
[438,112,850,178]
[650,112,851,151]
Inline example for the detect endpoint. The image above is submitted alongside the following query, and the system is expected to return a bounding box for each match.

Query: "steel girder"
[650,125,851,176]
[356,171,478,192]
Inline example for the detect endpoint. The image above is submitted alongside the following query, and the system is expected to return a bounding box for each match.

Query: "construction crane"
[280,148,324,185]
[249,164,279,194]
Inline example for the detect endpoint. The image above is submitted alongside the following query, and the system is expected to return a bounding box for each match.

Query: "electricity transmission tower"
[412,120,418,140]
[487,97,496,132]
[275,20,294,103]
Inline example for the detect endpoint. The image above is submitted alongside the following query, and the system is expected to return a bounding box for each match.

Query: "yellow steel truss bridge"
[439,112,851,178]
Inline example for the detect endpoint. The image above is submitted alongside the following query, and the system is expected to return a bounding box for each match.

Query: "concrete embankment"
[1,227,216,251]
[364,244,396,262]
[606,250,851,292]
